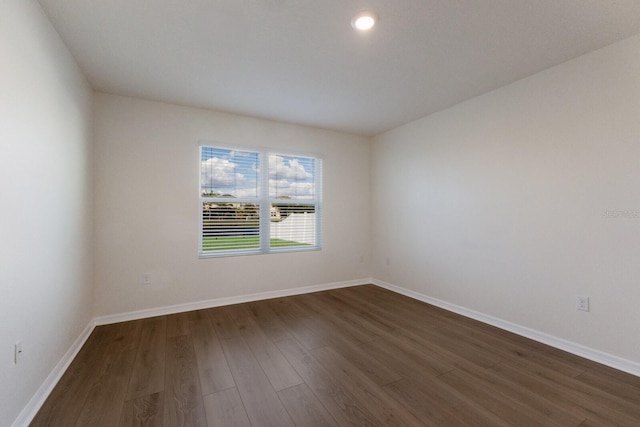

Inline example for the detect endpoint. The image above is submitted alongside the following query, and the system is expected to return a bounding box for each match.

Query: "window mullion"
[259,152,270,252]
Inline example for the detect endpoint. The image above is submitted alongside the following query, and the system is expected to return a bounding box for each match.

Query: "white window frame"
[199,142,322,258]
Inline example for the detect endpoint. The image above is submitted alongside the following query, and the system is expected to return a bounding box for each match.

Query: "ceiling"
[38,1,640,136]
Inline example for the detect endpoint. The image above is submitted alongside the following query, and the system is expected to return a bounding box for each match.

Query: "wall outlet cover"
[576,295,590,312]
[15,340,23,364]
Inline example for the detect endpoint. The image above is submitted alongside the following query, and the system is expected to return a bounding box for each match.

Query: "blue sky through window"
[201,147,317,200]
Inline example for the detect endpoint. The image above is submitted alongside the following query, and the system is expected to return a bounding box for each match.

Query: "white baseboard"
[372,279,640,378]
[94,278,372,325]
[12,320,96,427]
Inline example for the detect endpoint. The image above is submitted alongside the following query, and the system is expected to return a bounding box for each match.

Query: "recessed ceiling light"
[351,11,378,31]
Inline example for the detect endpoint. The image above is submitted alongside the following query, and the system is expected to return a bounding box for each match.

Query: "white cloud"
[270,179,291,189]
[270,180,315,199]
[234,187,259,198]
[269,155,312,180]
[201,157,244,187]
[289,182,314,195]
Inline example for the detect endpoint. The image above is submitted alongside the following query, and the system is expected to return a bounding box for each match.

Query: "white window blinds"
[200,145,322,256]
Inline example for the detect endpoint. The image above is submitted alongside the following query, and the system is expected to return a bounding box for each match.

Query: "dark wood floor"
[31,285,640,426]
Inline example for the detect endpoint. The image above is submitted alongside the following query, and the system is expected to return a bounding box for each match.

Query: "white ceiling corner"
[38,0,640,136]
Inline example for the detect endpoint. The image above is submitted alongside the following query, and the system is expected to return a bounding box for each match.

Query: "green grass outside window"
[202,236,309,252]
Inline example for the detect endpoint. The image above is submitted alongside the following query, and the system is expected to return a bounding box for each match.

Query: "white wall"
[93,93,371,316]
[0,1,93,425]
[4,4,638,422]
[372,34,640,364]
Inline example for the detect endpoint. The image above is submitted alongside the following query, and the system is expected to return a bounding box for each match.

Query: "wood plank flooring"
[31,285,640,426]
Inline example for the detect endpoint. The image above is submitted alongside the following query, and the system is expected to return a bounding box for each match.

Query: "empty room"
[2,0,640,426]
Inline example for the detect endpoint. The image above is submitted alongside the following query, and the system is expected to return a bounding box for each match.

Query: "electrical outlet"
[141,273,151,285]
[576,295,590,312]
[14,341,23,364]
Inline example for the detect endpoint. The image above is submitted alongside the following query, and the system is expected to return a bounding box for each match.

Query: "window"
[200,144,322,257]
